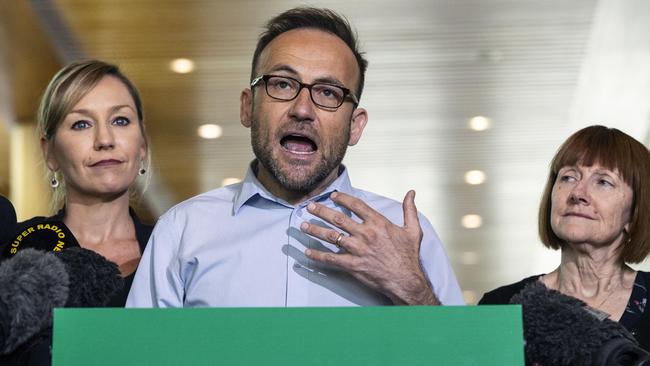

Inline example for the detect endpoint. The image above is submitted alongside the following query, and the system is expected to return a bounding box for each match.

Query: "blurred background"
[0,0,648,304]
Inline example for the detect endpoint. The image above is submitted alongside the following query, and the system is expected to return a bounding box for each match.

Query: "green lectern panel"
[53,305,523,365]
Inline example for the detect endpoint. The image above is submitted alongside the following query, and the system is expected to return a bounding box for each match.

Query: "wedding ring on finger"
[335,233,345,248]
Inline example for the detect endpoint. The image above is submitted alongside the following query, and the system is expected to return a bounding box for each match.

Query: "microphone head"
[55,247,124,307]
[0,249,69,354]
[594,338,650,366]
[511,281,638,366]
[1,219,78,260]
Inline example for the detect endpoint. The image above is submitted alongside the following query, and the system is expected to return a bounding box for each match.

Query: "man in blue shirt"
[127,7,464,307]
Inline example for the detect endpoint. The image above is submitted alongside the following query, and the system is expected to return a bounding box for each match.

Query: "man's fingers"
[300,222,347,248]
[306,201,361,233]
[402,190,421,232]
[329,192,379,222]
[305,248,354,269]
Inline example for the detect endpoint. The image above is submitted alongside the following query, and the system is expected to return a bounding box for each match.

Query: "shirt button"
[293,263,301,269]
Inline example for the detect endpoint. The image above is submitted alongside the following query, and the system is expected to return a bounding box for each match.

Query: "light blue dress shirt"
[127,163,464,307]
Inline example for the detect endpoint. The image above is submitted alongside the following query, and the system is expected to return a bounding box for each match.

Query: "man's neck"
[254,163,341,205]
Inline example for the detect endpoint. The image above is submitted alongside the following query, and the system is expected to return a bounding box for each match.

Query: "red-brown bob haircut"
[538,125,650,263]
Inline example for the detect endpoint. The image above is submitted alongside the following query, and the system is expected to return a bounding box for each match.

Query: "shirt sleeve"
[418,214,465,305]
[126,211,185,308]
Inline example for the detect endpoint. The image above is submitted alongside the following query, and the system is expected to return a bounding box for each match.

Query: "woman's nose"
[568,181,589,205]
[94,123,115,150]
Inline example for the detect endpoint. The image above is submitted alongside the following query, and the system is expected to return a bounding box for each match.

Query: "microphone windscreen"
[511,281,638,366]
[1,219,78,260]
[55,247,124,307]
[594,338,650,365]
[0,249,69,354]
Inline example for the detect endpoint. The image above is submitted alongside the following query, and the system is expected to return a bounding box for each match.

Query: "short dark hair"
[538,125,650,263]
[250,7,368,101]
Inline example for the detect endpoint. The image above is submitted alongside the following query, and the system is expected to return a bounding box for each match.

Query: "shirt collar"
[232,160,354,214]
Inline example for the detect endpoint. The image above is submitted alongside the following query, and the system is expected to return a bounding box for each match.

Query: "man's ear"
[40,136,58,171]
[348,107,368,146]
[240,88,253,128]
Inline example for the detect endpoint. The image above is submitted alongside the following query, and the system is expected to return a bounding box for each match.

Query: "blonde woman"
[1,60,153,365]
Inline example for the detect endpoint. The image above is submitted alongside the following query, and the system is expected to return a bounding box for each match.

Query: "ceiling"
[1,0,648,303]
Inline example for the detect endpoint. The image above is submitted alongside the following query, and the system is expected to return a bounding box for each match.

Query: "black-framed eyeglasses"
[251,74,359,109]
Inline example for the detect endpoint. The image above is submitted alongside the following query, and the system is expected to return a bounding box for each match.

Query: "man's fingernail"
[300,222,308,230]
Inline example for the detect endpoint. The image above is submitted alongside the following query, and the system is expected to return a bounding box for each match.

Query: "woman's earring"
[50,171,59,188]
[138,161,147,176]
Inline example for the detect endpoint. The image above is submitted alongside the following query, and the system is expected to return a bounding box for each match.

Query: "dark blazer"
[0,195,17,246]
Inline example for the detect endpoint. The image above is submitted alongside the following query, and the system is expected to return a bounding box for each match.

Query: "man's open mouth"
[280,134,317,154]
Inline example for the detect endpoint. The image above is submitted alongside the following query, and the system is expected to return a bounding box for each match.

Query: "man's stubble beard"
[250,119,350,195]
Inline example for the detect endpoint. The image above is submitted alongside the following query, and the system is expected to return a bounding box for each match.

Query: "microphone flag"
[2,220,79,259]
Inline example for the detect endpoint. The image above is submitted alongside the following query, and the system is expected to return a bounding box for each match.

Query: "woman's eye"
[598,179,614,187]
[71,120,91,130]
[559,175,575,182]
[113,117,130,126]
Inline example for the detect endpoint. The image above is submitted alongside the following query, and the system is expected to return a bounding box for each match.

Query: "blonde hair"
[38,60,150,211]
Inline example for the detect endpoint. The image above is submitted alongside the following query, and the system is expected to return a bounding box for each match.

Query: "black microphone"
[56,247,124,307]
[0,195,17,247]
[0,249,69,354]
[511,281,650,366]
[0,247,124,358]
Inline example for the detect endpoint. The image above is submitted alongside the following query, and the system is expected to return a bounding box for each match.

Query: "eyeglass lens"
[265,76,346,108]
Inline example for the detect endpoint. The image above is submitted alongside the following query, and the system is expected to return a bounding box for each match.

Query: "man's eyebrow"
[266,65,348,87]
[266,64,298,76]
[313,76,346,87]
